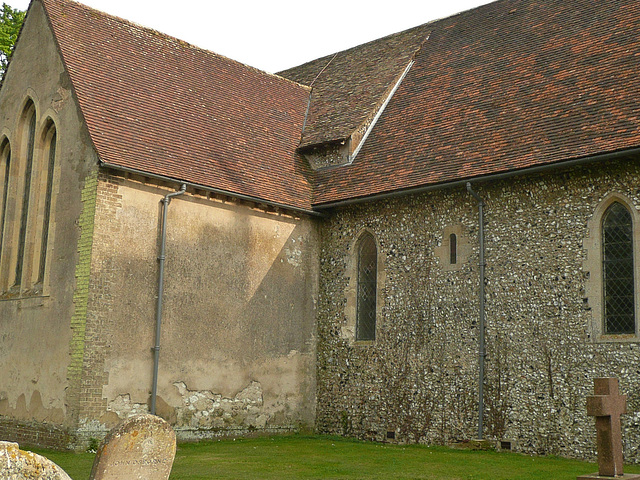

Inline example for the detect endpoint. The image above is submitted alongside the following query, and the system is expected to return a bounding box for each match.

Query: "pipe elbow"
[466,182,484,205]
[164,183,187,204]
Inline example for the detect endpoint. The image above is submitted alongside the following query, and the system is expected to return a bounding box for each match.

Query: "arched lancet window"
[356,232,377,341]
[0,139,10,269]
[35,121,57,286]
[14,102,36,288]
[450,233,457,265]
[602,201,635,334]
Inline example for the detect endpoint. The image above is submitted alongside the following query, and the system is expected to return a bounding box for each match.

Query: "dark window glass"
[450,233,457,265]
[15,109,36,286]
[603,202,635,334]
[0,143,10,267]
[37,129,56,284]
[356,233,377,341]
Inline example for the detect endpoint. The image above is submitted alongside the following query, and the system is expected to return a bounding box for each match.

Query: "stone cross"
[588,378,626,476]
[578,378,640,480]
[89,414,176,480]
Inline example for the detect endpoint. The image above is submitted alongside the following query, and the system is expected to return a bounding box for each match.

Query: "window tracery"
[602,202,635,334]
[356,232,377,341]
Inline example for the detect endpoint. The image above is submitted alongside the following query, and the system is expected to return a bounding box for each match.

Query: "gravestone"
[577,378,640,480]
[90,414,176,480]
[0,441,72,479]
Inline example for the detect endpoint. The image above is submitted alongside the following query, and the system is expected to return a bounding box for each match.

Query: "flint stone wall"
[315,157,640,461]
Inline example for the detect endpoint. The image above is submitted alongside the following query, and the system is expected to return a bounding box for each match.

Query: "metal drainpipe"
[150,183,186,415]
[466,182,486,440]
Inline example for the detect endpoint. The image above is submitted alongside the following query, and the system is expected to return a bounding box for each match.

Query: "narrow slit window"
[450,233,457,265]
[356,232,377,341]
[37,127,56,285]
[0,141,10,268]
[602,202,635,334]
[15,106,36,287]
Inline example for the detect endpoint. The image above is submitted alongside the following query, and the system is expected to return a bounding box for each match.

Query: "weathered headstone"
[89,414,176,480]
[0,441,72,480]
[577,378,640,480]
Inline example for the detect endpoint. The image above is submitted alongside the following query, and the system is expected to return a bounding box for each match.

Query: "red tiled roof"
[278,24,431,149]
[36,0,640,210]
[312,0,640,205]
[40,0,315,211]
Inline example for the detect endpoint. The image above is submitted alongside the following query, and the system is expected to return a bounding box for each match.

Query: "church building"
[1,0,640,460]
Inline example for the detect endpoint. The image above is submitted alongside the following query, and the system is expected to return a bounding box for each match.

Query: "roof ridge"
[38,0,315,211]
[39,0,310,92]
[278,22,435,79]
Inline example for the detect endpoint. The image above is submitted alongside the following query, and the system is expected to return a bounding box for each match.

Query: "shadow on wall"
[96,191,317,432]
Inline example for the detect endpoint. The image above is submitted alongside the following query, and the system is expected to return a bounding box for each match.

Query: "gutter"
[150,183,186,415]
[466,182,486,441]
[313,146,640,210]
[99,161,324,218]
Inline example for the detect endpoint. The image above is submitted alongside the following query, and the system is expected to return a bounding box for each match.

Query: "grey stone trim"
[583,192,640,342]
[434,224,470,271]
[342,229,385,344]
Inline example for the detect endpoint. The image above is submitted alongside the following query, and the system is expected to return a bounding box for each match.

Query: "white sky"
[8,0,494,73]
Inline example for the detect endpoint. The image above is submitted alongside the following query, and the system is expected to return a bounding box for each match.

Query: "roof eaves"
[296,136,350,153]
[100,160,324,217]
[312,146,640,210]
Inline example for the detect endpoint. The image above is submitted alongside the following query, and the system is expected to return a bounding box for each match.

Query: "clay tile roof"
[278,24,431,149]
[312,0,640,206]
[40,0,314,211]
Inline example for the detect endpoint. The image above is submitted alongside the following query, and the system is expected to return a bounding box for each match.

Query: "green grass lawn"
[27,435,640,480]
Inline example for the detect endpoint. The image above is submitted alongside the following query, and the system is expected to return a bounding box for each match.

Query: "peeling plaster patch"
[51,86,70,112]
[78,418,105,431]
[285,236,304,267]
[107,394,149,419]
[173,381,270,429]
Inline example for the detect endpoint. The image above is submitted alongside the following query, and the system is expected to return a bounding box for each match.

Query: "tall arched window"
[0,139,10,270]
[602,201,635,334]
[14,102,36,288]
[356,232,377,341]
[35,122,57,286]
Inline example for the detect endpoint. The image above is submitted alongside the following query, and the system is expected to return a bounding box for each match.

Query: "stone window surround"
[0,94,60,298]
[33,121,58,292]
[434,224,470,271]
[0,138,10,274]
[342,229,386,345]
[12,100,37,291]
[584,192,640,343]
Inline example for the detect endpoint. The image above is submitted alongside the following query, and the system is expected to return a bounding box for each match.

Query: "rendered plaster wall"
[0,1,100,447]
[78,173,318,441]
[316,156,640,461]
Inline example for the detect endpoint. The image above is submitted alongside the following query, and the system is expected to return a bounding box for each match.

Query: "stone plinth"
[577,474,640,479]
